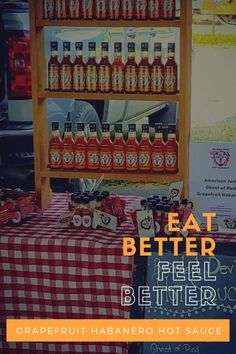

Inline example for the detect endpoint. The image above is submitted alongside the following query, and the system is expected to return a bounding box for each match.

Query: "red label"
[126,150,138,171]
[49,148,62,169]
[75,149,86,169]
[152,151,165,172]
[100,150,112,170]
[148,0,161,19]
[165,149,178,172]
[87,150,100,169]
[55,0,67,19]
[113,150,126,170]
[135,0,147,19]
[139,149,151,171]
[62,149,74,169]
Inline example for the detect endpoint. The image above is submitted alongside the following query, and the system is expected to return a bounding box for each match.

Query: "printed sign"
[137,210,155,238]
[93,209,117,231]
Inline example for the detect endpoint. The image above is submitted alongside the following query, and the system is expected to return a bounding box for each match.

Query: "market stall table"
[0,194,136,354]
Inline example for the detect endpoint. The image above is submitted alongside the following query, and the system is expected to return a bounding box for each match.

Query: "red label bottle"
[112,42,124,93]
[86,42,98,92]
[68,0,81,19]
[125,42,137,93]
[95,0,107,19]
[165,123,178,173]
[43,0,55,19]
[62,122,75,169]
[48,41,60,91]
[152,123,165,172]
[100,123,113,171]
[148,0,161,20]
[99,42,111,93]
[49,122,62,169]
[108,0,120,19]
[60,41,73,92]
[138,42,150,93]
[121,0,134,19]
[74,122,87,170]
[161,0,175,20]
[138,124,152,172]
[135,0,147,20]
[113,123,126,171]
[164,43,177,94]
[82,0,94,19]
[126,124,139,172]
[55,0,68,19]
[87,123,100,170]
[151,42,164,94]
[73,42,86,92]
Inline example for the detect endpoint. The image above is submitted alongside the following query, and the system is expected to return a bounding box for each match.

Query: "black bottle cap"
[173,200,180,207]
[75,42,83,51]
[154,42,162,52]
[152,195,160,200]
[151,201,156,209]
[51,41,58,51]
[162,196,168,201]
[96,195,103,202]
[181,199,188,206]
[164,205,171,212]
[101,191,109,198]
[89,42,96,51]
[114,42,122,52]
[114,123,123,133]
[83,197,90,204]
[83,191,90,196]
[141,199,147,207]
[102,42,109,51]
[51,122,59,131]
[89,123,97,132]
[128,124,136,132]
[128,42,135,52]
[64,122,72,132]
[63,41,70,51]
[88,194,95,201]
[168,43,175,52]
[168,124,176,134]
[141,42,148,51]
[142,124,149,133]
[155,123,163,133]
[77,123,85,131]
[156,204,164,211]
[74,196,82,204]
[102,123,110,133]
[93,190,100,196]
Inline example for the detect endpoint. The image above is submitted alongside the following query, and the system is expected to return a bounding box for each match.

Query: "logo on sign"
[210,148,230,169]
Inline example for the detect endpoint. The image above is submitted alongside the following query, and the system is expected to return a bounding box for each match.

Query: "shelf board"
[36,19,181,28]
[39,90,180,102]
[41,169,183,182]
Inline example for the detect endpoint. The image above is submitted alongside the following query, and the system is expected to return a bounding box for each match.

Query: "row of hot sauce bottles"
[43,0,176,20]
[48,41,178,94]
[49,122,178,173]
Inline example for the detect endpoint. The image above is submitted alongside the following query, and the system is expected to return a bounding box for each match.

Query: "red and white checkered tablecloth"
[0,194,137,354]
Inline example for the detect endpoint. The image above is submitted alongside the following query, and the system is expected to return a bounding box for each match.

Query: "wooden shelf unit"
[29,0,192,209]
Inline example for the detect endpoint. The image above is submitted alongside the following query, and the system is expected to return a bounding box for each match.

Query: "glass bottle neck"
[141,51,148,60]
[168,133,176,139]
[102,132,110,139]
[76,50,83,58]
[154,51,162,60]
[51,51,58,58]
[64,131,73,138]
[115,52,122,60]
[102,51,109,60]
[168,52,175,59]
[77,131,85,138]
[89,50,96,59]
[52,130,60,137]
[128,132,136,139]
[63,51,70,58]
[128,52,135,60]
[141,132,149,140]
[115,132,123,139]
[155,132,163,139]
[90,132,98,139]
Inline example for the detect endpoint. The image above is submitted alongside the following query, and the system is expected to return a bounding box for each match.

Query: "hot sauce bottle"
[121,0,134,20]
[148,0,161,20]
[43,0,55,19]
[161,0,175,20]
[151,42,164,94]
[138,42,150,93]
[108,0,120,20]
[95,0,107,20]
[164,43,177,94]
[113,123,126,171]
[48,41,60,91]
[165,123,178,173]
[74,122,87,170]
[87,123,100,170]
[112,42,124,93]
[62,122,75,169]
[86,42,98,92]
[139,124,152,172]
[126,124,139,172]
[100,123,113,171]
[99,42,111,93]
[125,43,137,93]
[55,0,68,19]
[135,0,147,20]
[152,123,165,172]
[73,42,86,92]
[60,41,73,92]
[49,122,63,169]
[82,0,94,19]
[68,0,81,19]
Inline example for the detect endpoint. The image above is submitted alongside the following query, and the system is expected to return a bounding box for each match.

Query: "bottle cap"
[173,200,180,207]
[164,205,171,212]
[77,123,85,131]
[141,42,148,51]
[128,124,136,132]
[63,41,70,51]
[64,122,72,132]
[89,42,96,51]
[156,204,164,211]
[142,124,149,133]
[162,196,168,201]
[114,123,123,133]
[102,123,110,133]
[102,42,109,51]
[93,190,100,196]
[88,194,95,201]
[51,41,58,51]
[51,122,59,131]
[155,123,163,133]
[89,123,97,133]
[96,195,103,202]
[128,42,135,52]
[154,42,162,52]
[141,199,147,207]
[83,197,90,204]
[168,43,175,53]
[168,124,176,134]
[181,199,188,206]
[101,191,109,198]
[75,42,83,51]
[114,42,122,52]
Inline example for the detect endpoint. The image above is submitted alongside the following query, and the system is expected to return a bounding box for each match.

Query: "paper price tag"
[137,210,155,238]
[93,209,117,231]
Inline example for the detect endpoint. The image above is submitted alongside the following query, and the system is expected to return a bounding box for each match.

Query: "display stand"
[29,0,192,209]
